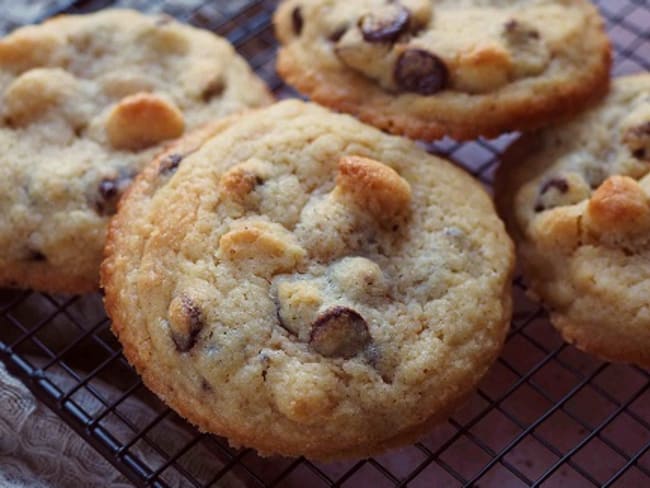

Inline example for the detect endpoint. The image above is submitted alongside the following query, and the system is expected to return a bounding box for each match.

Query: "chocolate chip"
[534,177,570,212]
[328,26,347,42]
[360,5,410,43]
[159,153,183,175]
[99,179,117,200]
[292,7,303,36]
[95,175,132,216]
[504,19,540,40]
[394,49,448,95]
[27,249,46,262]
[364,344,393,383]
[201,78,225,102]
[171,295,204,353]
[200,378,212,391]
[623,121,650,161]
[540,178,569,195]
[310,307,371,359]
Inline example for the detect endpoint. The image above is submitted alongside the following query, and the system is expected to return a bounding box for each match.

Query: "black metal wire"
[0,0,649,487]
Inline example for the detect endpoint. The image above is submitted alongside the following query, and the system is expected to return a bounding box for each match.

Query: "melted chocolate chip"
[171,296,204,353]
[534,177,570,212]
[292,7,303,36]
[27,249,47,262]
[360,5,410,43]
[200,378,212,391]
[159,153,183,175]
[623,122,650,161]
[96,175,131,216]
[310,307,371,359]
[99,179,117,200]
[201,78,225,102]
[504,19,540,39]
[328,26,347,42]
[540,178,569,195]
[394,49,448,95]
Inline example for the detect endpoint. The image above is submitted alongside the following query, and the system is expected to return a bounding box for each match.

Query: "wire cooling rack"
[1,1,649,487]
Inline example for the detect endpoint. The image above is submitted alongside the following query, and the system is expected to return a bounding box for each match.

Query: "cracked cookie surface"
[496,74,650,368]
[102,100,514,459]
[0,9,272,292]
[274,0,610,140]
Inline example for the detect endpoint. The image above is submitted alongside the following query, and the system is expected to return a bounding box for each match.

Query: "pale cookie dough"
[0,9,272,293]
[102,100,515,460]
[496,74,650,368]
[274,0,611,140]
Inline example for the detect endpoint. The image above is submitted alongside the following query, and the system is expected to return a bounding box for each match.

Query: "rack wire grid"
[0,0,649,487]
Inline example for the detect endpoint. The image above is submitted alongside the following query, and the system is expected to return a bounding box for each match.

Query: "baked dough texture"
[274,0,611,140]
[102,100,514,459]
[496,74,650,368]
[0,9,272,292]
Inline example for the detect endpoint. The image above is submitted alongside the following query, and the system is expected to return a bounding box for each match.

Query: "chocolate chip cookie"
[0,9,272,293]
[102,100,514,459]
[496,74,650,368]
[274,0,611,140]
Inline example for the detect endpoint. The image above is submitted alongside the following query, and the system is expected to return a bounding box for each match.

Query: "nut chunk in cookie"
[102,100,513,460]
[275,0,611,140]
[496,74,650,368]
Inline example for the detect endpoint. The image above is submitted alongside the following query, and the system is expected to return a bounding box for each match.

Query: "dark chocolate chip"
[171,295,204,353]
[623,122,650,160]
[540,178,569,195]
[27,249,47,262]
[95,176,131,216]
[201,78,225,102]
[504,19,540,39]
[310,306,371,359]
[328,26,347,42]
[99,179,118,200]
[292,7,303,36]
[360,5,410,43]
[394,49,448,95]
[260,353,270,381]
[534,177,569,212]
[159,153,183,175]
[364,344,393,383]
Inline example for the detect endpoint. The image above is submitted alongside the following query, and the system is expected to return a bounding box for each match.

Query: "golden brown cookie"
[274,0,611,140]
[496,74,650,368]
[102,100,514,460]
[0,9,272,293]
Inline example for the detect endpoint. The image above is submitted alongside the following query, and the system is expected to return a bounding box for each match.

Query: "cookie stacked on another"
[102,100,515,459]
[0,9,272,293]
[274,0,611,140]
[496,74,650,368]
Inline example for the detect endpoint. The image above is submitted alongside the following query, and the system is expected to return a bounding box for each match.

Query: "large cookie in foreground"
[0,9,272,293]
[102,100,514,460]
[274,0,611,141]
[496,74,650,368]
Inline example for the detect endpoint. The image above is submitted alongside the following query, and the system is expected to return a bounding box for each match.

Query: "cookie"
[0,9,272,293]
[496,74,650,368]
[102,100,514,459]
[274,0,611,141]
